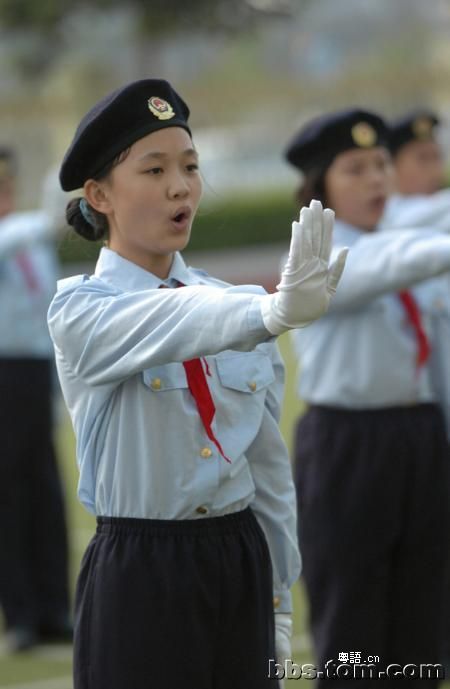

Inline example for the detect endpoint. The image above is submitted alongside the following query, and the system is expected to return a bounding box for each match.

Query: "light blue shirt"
[291,220,450,422]
[383,191,450,233]
[382,195,450,438]
[0,211,58,358]
[47,247,301,612]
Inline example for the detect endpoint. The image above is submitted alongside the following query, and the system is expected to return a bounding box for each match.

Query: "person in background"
[382,108,450,675]
[0,148,72,652]
[382,109,450,230]
[47,78,348,689]
[284,108,450,688]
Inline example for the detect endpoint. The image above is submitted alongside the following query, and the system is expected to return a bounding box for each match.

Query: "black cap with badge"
[284,108,389,174]
[59,79,191,191]
[388,109,440,157]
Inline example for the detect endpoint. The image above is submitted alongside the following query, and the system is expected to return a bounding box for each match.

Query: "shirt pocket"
[142,362,188,392]
[215,351,275,394]
[214,352,276,457]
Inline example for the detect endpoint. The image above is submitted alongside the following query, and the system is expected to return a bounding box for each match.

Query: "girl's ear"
[84,179,113,215]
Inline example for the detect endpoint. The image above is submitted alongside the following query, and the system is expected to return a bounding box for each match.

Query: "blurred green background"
[2,0,450,213]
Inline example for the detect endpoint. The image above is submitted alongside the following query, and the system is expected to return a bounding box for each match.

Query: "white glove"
[275,613,293,688]
[260,199,348,335]
[40,165,69,239]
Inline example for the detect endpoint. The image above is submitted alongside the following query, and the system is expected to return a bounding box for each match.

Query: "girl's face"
[324,147,393,231]
[393,140,445,195]
[86,127,202,277]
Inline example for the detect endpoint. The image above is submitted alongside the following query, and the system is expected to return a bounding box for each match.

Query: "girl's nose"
[167,173,189,199]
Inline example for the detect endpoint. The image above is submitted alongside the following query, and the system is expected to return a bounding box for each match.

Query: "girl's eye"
[145,167,163,175]
[186,163,199,172]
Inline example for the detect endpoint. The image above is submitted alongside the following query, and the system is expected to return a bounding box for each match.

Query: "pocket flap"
[216,352,275,393]
[142,362,188,391]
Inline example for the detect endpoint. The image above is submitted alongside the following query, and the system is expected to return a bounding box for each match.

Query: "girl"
[47,78,346,689]
[0,153,71,652]
[284,108,450,688]
[383,108,450,675]
[382,109,450,231]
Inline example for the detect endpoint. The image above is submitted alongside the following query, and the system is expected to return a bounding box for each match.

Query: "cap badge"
[412,116,433,139]
[148,96,175,121]
[351,122,377,148]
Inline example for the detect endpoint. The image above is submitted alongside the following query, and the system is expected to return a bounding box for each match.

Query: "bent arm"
[385,190,450,233]
[48,279,272,386]
[0,170,68,258]
[0,212,57,257]
[330,229,450,312]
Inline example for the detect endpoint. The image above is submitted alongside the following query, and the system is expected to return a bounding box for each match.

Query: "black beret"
[388,109,440,156]
[284,108,389,173]
[60,79,191,191]
[0,147,16,181]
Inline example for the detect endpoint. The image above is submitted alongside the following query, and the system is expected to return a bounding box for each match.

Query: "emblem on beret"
[148,96,175,120]
[412,116,433,139]
[351,122,377,148]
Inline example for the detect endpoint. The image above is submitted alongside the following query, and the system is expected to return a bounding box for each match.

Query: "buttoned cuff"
[273,589,292,614]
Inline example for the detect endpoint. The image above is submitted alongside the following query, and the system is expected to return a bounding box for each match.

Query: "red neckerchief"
[160,281,231,463]
[398,290,431,369]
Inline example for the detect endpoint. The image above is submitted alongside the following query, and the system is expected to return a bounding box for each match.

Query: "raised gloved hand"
[275,612,293,689]
[261,199,348,335]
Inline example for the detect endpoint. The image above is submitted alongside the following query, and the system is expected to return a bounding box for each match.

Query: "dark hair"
[65,148,130,242]
[66,197,108,242]
[295,166,328,208]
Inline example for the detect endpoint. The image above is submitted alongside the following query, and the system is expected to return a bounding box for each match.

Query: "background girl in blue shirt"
[285,108,450,688]
[0,151,71,652]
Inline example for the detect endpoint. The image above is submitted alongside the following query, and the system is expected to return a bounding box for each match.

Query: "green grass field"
[0,334,448,687]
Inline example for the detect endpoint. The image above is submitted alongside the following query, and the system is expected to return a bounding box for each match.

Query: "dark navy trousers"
[0,358,70,630]
[294,404,450,688]
[74,508,276,689]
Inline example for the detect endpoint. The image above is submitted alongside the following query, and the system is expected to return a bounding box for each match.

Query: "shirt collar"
[95,247,203,292]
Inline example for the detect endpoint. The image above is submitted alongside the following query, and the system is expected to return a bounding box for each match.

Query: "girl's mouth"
[171,207,191,230]
[368,195,386,213]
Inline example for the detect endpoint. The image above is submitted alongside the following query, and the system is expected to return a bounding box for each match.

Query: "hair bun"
[66,197,107,242]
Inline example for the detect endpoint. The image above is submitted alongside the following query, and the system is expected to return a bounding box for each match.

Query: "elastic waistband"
[96,507,255,536]
[309,402,440,417]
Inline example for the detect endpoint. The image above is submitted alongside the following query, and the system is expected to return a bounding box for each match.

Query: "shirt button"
[196,506,209,515]
[273,596,281,609]
[200,447,212,459]
[248,381,257,392]
[151,378,162,390]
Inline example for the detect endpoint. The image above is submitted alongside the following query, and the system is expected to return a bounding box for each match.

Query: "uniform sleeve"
[385,190,450,233]
[330,229,450,312]
[47,279,271,386]
[246,343,301,614]
[0,212,58,258]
